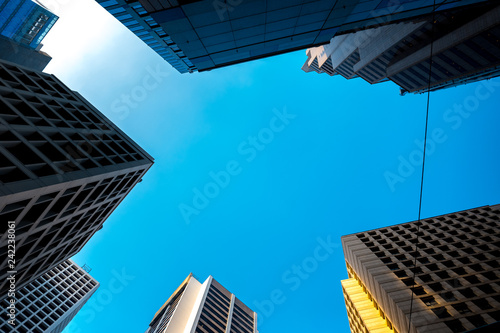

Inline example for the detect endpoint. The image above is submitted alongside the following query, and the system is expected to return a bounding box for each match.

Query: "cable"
[407,1,437,332]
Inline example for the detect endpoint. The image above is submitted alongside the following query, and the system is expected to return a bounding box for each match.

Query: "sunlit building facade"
[145,274,258,333]
[0,259,99,333]
[0,59,154,296]
[341,204,500,333]
[95,0,488,74]
[302,2,500,94]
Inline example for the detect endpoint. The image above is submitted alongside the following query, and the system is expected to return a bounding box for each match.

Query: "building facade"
[341,204,500,333]
[0,58,154,296]
[0,0,57,49]
[95,0,488,74]
[145,274,258,333]
[0,0,58,70]
[1,259,99,333]
[302,2,500,94]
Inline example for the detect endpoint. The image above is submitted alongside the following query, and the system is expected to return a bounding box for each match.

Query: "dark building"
[145,273,258,333]
[0,59,154,296]
[95,0,488,74]
[0,0,58,71]
[341,204,500,333]
[302,2,500,94]
[0,35,52,71]
[0,259,99,333]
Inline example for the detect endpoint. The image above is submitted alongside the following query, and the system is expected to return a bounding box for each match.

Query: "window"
[432,307,451,318]
[452,303,471,314]
[472,299,492,310]
[444,319,466,332]
[441,292,457,302]
[429,282,444,292]
[421,296,437,306]
[467,315,487,327]
[458,288,476,298]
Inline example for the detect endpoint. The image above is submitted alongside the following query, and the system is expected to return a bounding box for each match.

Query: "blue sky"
[36,1,500,332]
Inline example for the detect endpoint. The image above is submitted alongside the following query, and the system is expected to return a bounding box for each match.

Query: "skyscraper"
[302,2,500,94]
[95,0,488,74]
[0,58,154,296]
[0,0,58,70]
[341,204,500,333]
[145,273,258,333]
[1,259,99,333]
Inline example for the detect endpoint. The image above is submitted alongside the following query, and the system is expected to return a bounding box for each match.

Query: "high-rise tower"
[0,59,154,296]
[145,274,258,333]
[0,0,58,70]
[302,3,500,94]
[95,0,488,74]
[341,204,500,333]
[1,259,99,333]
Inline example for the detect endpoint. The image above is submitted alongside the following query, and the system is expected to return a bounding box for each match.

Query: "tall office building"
[0,0,58,70]
[0,259,99,333]
[145,273,258,333]
[341,204,500,333]
[302,2,500,94]
[0,58,154,295]
[95,0,488,74]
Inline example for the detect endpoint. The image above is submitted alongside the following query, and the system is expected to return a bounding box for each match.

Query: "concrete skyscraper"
[145,274,258,333]
[302,2,500,94]
[0,58,154,296]
[0,0,58,70]
[1,259,99,333]
[95,0,488,74]
[341,204,500,333]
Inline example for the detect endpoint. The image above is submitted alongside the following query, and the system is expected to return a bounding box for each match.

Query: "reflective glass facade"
[96,0,488,73]
[302,3,500,94]
[0,0,58,49]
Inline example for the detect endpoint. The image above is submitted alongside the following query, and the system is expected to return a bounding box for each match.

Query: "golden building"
[341,205,500,333]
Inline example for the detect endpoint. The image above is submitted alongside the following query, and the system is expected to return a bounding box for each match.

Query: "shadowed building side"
[0,59,154,296]
[95,0,489,74]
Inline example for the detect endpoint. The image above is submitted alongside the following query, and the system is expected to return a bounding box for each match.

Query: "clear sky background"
[35,0,500,332]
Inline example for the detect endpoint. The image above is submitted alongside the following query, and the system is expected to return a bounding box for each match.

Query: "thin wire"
[407,1,437,332]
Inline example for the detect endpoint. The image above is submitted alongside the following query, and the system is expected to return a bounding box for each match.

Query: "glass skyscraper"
[302,2,500,94]
[95,0,489,74]
[0,0,58,49]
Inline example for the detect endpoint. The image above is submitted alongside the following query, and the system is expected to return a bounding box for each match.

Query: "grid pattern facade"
[0,259,99,333]
[195,280,232,333]
[0,59,153,296]
[96,0,487,73]
[229,300,256,333]
[194,279,256,333]
[341,204,500,333]
[303,3,500,94]
[0,0,58,49]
